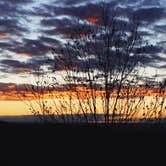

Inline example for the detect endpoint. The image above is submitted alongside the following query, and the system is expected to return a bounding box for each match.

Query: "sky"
[0,0,165,116]
[0,0,165,95]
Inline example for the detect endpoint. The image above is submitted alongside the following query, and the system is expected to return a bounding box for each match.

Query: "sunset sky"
[0,0,165,116]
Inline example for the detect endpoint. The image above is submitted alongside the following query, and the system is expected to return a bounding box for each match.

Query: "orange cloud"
[7,84,15,90]
[0,34,7,39]
[87,17,98,24]
[0,86,165,101]
[16,53,31,57]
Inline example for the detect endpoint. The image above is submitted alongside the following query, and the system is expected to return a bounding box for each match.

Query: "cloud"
[57,0,91,5]
[1,59,28,68]
[0,83,16,92]
[134,7,165,23]
[4,0,32,3]
[0,57,56,75]
[16,53,31,57]
[154,25,166,33]
[135,45,163,54]
[0,34,7,39]
[0,0,165,81]
[8,39,51,57]
[0,59,31,75]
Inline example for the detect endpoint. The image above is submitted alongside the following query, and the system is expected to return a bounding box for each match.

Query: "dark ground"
[0,122,166,165]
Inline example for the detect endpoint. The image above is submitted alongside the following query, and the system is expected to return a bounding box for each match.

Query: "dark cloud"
[0,42,13,50]
[0,19,28,35]
[39,36,60,46]
[41,18,80,36]
[8,39,51,56]
[158,40,166,45]
[142,53,166,69]
[0,82,42,94]
[134,7,165,23]
[0,57,56,75]
[28,57,55,72]
[4,0,32,4]
[141,0,160,6]
[1,59,28,68]
[154,25,166,33]
[135,45,163,54]
[0,0,165,78]
[0,59,31,74]
[55,0,91,5]
[137,30,153,37]
[43,3,103,20]
[41,18,72,27]
[0,82,17,92]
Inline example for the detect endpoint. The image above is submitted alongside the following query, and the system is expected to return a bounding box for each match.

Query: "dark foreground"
[0,122,166,165]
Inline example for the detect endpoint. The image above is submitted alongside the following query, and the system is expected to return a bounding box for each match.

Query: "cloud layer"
[0,0,165,82]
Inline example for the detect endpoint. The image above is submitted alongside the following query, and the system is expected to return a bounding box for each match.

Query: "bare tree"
[19,3,166,124]
[52,4,144,124]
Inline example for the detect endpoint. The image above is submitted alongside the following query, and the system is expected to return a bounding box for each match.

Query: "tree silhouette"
[20,3,166,124]
[51,4,145,123]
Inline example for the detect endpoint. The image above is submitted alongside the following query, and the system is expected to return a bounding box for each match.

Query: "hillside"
[0,122,166,165]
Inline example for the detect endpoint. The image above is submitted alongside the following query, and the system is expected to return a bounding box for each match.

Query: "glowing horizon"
[0,0,165,118]
[0,87,165,117]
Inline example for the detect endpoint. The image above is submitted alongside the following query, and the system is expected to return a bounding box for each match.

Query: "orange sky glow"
[0,34,6,39]
[0,0,165,119]
[0,86,165,116]
[0,87,165,101]
[16,53,31,57]
[87,17,98,24]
